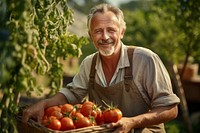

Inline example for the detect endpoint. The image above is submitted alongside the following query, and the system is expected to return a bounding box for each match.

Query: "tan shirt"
[59,44,180,107]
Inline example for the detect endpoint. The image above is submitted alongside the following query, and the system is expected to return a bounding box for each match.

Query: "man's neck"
[100,46,121,85]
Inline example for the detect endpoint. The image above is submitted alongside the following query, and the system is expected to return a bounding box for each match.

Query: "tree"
[122,0,200,72]
[68,0,108,14]
[122,0,200,132]
[0,0,88,132]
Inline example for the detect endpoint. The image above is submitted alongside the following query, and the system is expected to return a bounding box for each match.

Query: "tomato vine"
[0,0,88,132]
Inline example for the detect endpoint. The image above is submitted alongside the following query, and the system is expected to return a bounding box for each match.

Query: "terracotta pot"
[178,63,199,80]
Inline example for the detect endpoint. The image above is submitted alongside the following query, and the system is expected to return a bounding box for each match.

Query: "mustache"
[98,38,114,45]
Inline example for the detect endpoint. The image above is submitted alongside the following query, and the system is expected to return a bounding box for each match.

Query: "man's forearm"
[43,92,69,108]
[131,104,178,129]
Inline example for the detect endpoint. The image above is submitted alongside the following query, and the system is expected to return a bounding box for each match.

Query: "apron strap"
[124,46,136,92]
[124,46,136,80]
[89,53,98,89]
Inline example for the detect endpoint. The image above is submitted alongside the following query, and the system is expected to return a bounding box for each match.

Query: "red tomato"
[46,116,61,130]
[61,104,76,116]
[74,117,92,129]
[96,108,102,120]
[103,108,122,123]
[50,110,63,120]
[96,115,104,125]
[60,117,75,131]
[42,115,49,126]
[45,106,61,117]
[74,103,82,113]
[82,101,94,106]
[72,112,84,121]
[95,108,104,125]
[80,103,98,118]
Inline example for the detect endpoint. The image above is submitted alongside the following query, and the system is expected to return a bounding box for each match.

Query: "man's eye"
[109,30,115,33]
[95,30,101,34]
[108,28,116,33]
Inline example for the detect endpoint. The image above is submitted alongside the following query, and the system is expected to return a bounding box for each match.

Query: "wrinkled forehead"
[90,11,120,31]
[87,4,123,28]
[91,11,119,24]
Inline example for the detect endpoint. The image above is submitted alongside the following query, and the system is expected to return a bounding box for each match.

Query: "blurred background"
[0,0,200,132]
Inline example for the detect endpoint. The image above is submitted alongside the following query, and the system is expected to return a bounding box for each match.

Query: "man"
[22,3,180,133]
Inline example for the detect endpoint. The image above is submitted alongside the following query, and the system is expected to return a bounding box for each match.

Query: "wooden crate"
[16,115,115,133]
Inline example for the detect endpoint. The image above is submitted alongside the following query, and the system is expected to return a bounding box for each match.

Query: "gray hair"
[87,3,126,31]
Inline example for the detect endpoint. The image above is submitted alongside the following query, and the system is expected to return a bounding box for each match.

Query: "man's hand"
[106,105,178,133]
[107,117,134,133]
[22,93,69,124]
[22,100,46,124]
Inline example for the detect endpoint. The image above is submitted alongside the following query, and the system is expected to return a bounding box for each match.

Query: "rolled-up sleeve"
[145,53,180,108]
[59,54,94,104]
[59,87,80,104]
[147,54,180,107]
[133,48,180,108]
[152,94,180,107]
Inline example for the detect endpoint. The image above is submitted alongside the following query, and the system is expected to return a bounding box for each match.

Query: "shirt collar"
[118,43,130,69]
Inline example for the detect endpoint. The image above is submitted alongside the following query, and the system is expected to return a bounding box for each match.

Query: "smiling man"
[22,3,180,133]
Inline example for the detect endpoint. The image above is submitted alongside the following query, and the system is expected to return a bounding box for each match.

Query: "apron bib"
[88,47,165,133]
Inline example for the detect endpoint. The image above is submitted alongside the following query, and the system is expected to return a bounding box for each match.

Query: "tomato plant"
[0,0,89,132]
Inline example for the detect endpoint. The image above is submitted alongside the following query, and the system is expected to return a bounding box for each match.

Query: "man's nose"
[102,31,109,40]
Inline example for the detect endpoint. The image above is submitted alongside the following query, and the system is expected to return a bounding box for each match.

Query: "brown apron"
[88,47,165,133]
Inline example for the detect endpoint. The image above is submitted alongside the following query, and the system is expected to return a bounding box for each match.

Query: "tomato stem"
[101,100,117,110]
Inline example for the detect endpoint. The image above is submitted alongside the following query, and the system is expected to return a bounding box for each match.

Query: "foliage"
[122,0,200,65]
[165,120,186,133]
[0,0,88,132]
[122,1,200,133]
[68,0,108,15]
[79,41,96,63]
[120,0,154,11]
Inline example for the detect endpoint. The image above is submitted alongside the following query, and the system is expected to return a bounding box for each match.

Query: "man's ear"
[88,31,92,40]
[120,28,125,39]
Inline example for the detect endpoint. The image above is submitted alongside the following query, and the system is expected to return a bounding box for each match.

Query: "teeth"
[98,38,113,44]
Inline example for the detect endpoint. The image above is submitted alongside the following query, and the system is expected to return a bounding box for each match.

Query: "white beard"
[99,45,115,56]
[97,38,115,56]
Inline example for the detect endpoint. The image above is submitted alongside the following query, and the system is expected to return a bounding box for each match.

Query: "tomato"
[80,104,97,118]
[60,117,75,131]
[103,108,122,123]
[42,115,49,126]
[74,117,92,129]
[46,116,61,130]
[50,110,63,120]
[96,108,102,120]
[95,108,104,125]
[72,112,84,121]
[74,103,82,113]
[61,104,76,116]
[96,115,104,125]
[82,101,94,106]
[45,106,61,117]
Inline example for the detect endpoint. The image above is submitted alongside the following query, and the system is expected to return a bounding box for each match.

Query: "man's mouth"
[98,38,114,45]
